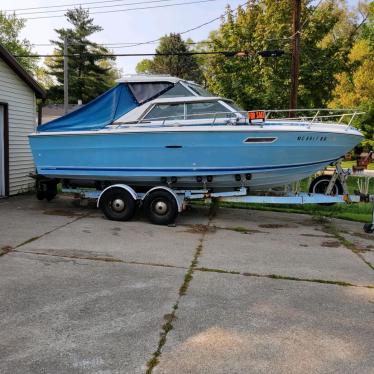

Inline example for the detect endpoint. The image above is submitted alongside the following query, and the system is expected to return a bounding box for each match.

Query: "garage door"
[0,105,4,197]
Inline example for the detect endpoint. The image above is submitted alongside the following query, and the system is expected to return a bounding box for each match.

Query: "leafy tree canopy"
[330,1,374,150]
[202,0,357,110]
[45,7,120,104]
[0,11,38,74]
[135,58,153,74]
[135,33,203,82]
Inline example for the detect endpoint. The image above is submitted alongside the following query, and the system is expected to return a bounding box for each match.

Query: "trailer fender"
[142,186,183,212]
[97,184,138,208]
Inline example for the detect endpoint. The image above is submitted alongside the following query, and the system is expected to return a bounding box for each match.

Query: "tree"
[202,1,356,110]
[0,11,37,74]
[330,1,374,150]
[34,66,54,89]
[135,59,153,74]
[135,34,203,82]
[45,7,119,104]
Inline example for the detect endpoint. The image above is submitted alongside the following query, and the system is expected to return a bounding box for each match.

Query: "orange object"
[248,111,265,122]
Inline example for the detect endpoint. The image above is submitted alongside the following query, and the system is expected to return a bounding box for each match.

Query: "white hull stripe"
[40,158,338,173]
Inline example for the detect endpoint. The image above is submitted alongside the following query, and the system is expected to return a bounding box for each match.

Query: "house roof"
[0,44,46,99]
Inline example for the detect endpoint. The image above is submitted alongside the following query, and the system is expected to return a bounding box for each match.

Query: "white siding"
[0,59,36,195]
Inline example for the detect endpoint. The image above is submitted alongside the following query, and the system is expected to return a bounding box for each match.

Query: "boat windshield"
[187,83,213,97]
[143,103,185,121]
[160,82,195,98]
[142,100,235,121]
[160,82,213,98]
[186,101,232,119]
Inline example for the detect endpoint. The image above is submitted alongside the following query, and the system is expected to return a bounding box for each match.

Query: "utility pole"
[63,36,69,114]
[289,0,301,115]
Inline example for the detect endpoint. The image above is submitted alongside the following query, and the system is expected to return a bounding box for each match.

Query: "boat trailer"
[32,162,374,232]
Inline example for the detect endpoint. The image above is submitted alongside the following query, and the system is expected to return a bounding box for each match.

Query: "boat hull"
[29,127,362,190]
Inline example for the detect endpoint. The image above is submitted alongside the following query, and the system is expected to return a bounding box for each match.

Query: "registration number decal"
[297,136,327,141]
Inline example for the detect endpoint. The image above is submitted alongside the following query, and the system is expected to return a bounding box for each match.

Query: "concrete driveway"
[0,194,373,374]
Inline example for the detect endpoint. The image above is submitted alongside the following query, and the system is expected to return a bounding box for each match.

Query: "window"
[187,83,213,97]
[160,82,194,98]
[128,82,173,103]
[186,101,233,120]
[143,103,185,121]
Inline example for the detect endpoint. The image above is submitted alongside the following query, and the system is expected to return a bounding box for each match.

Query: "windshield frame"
[139,99,242,123]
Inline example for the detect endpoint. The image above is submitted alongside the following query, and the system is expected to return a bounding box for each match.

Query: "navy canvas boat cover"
[37,83,138,132]
[37,81,176,132]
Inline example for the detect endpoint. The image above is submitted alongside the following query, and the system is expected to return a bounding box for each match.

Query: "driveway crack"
[0,213,91,258]
[194,267,374,289]
[145,204,216,373]
[13,250,187,270]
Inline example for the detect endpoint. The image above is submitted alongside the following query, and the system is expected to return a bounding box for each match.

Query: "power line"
[14,0,179,16]
[120,0,250,48]
[120,10,224,48]
[104,40,216,48]
[288,0,324,40]
[100,14,224,48]
[5,0,155,12]
[13,50,285,58]
[17,0,220,20]
[29,1,250,49]
[31,40,215,47]
[32,38,291,49]
[301,0,324,29]
[122,0,297,49]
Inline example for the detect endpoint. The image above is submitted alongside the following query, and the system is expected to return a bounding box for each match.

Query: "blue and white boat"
[29,75,363,191]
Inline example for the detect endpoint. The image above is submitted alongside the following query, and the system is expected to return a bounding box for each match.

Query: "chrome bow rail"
[264,109,365,127]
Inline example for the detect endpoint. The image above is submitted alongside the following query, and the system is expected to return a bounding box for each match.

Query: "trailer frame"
[32,160,374,231]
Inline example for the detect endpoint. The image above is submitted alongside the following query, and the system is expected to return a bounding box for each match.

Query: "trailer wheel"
[36,191,45,200]
[45,191,57,201]
[143,190,178,225]
[309,175,343,206]
[99,187,136,221]
[36,181,57,201]
[363,223,374,234]
[45,183,57,201]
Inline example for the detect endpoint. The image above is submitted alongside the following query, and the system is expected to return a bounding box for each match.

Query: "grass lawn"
[218,201,372,224]
[341,160,374,170]
[209,173,374,224]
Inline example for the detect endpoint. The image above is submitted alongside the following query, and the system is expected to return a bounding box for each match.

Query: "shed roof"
[0,44,46,99]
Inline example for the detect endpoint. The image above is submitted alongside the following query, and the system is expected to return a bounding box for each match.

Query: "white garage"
[0,44,46,197]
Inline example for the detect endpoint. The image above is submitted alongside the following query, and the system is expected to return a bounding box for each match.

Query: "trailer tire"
[36,181,57,201]
[99,187,136,221]
[36,191,45,200]
[309,175,343,206]
[45,191,57,201]
[143,190,178,225]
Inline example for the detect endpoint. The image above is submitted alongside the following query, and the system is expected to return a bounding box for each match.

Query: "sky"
[3,0,362,74]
